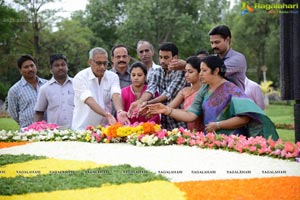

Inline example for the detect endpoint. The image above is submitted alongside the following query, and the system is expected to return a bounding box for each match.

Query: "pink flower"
[189,139,196,146]
[23,121,58,131]
[284,141,295,153]
[92,132,100,142]
[296,142,300,148]
[156,130,167,139]
[206,132,215,142]
[248,146,257,152]
[214,140,221,147]
[85,125,94,131]
[177,137,185,145]
[281,150,287,158]
[195,139,203,146]
[220,140,227,147]
[258,147,268,155]
[235,145,244,153]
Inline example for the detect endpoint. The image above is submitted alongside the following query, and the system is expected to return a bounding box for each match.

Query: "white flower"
[12,135,21,141]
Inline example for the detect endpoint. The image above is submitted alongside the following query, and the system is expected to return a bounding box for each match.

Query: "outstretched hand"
[106,113,117,125]
[145,103,168,117]
[117,111,131,125]
[127,100,141,118]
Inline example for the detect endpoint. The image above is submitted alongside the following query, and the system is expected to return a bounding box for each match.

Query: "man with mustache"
[34,54,74,129]
[170,25,247,90]
[110,44,132,88]
[72,47,129,130]
[7,55,47,128]
[208,25,247,90]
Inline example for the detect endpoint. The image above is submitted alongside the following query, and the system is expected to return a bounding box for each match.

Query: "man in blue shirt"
[7,55,47,128]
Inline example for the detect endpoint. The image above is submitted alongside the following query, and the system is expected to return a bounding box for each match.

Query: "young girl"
[121,62,160,124]
[167,56,204,132]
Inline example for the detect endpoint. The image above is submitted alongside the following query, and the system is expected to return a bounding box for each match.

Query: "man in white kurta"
[72,47,129,130]
[245,77,265,110]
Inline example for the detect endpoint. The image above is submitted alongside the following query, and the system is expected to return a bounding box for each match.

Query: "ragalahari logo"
[240,2,254,15]
[240,2,299,15]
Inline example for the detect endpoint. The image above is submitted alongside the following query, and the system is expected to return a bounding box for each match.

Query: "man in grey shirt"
[208,24,247,90]
[110,44,131,88]
[34,54,74,128]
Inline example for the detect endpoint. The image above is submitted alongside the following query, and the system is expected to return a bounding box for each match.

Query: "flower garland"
[1,122,300,161]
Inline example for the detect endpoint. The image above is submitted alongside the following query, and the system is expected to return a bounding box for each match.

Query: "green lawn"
[0,118,19,131]
[264,104,294,124]
[0,104,297,143]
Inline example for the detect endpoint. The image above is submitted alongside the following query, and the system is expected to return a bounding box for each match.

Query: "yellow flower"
[260,81,273,94]
[85,134,91,142]
[154,124,161,132]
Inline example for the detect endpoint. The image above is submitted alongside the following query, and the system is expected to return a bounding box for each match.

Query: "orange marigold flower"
[105,123,122,138]
[141,122,155,135]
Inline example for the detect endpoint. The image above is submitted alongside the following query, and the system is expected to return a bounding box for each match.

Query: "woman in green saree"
[144,55,279,140]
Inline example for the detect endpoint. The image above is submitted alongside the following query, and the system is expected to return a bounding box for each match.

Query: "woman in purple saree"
[145,55,279,140]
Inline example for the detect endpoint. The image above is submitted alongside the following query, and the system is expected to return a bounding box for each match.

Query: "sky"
[5,0,89,19]
[45,0,89,18]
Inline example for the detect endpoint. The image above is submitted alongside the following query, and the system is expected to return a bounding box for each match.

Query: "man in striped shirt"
[7,55,47,128]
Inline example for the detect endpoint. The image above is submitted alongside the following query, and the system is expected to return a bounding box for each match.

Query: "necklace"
[130,85,143,99]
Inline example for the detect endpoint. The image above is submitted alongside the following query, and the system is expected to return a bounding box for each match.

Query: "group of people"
[6,24,278,140]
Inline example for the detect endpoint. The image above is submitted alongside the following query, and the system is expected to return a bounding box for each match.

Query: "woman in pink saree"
[167,56,204,132]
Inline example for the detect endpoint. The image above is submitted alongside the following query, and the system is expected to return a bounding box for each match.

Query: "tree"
[85,0,228,60]
[223,0,280,85]
[0,2,23,100]
[85,0,125,51]
[43,16,94,76]
[12,0,58,60]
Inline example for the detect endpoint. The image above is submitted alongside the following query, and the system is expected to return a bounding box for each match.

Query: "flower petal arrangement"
[0,121,299,161]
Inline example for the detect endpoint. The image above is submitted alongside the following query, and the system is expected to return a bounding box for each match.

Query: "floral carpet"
[1,141,300,200]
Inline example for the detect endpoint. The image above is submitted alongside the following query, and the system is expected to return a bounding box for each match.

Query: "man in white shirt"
[136,40,161,80]
[35,54,74,128]
[245,77,265,110]
[72,47,129,130]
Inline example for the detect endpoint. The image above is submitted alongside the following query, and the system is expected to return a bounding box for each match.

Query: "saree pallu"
[183,89,205,132]
[188,82,279,140]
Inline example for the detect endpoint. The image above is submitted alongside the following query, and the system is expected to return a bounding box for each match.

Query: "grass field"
[0,104,297,143]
